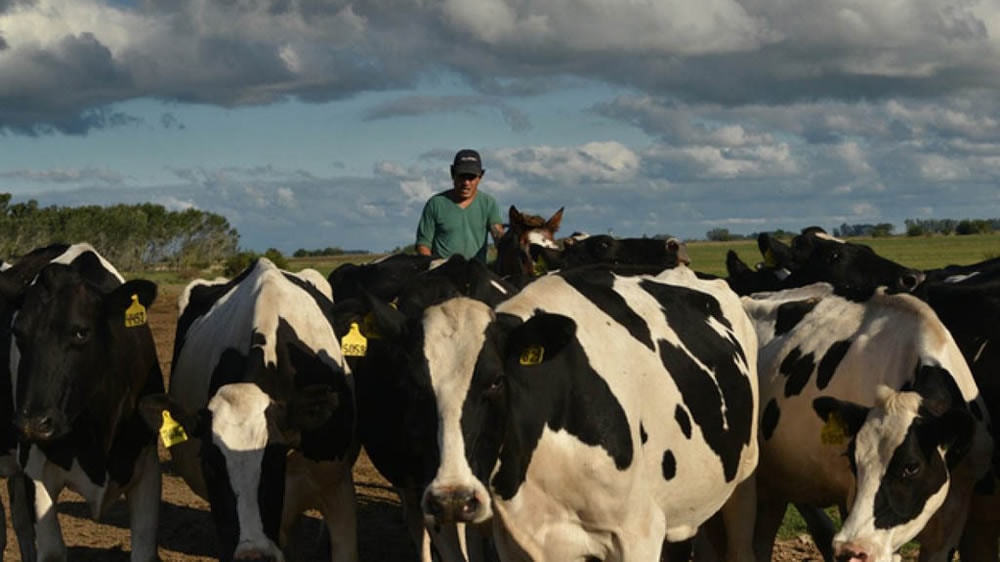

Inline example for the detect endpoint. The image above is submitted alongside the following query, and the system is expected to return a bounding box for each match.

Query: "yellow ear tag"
[820,411,848,445]
[159,410,189,447]
[532,255,548,277]
[519,345,544,366]
[125,294,147,328]
[763,248,777,268]
[362,312,382,340]
[341,322,368,357]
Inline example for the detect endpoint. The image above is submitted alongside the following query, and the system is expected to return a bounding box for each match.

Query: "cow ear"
[107,279,158,310]
[505,312,576,368]
[138,393,203,443]
[545,207,564,233]
[913,365,964,417]
[727,250,752,277]
[106,279,157,326]
[361,291,407,340]
[813,396,869,438]
[759,233,794,269]
[508,205,523,227]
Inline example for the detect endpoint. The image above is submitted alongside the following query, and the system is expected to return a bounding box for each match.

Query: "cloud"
[1,0,998,134]
[0,166,124,184]
[364,95,531,132]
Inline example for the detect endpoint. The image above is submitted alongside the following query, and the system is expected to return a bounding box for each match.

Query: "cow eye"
[484,376,504,399]
[827,251,840,264]
[900,462,920,479]
[71,328,90,342]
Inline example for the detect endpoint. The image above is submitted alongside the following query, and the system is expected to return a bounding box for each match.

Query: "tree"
[706,228,733,242]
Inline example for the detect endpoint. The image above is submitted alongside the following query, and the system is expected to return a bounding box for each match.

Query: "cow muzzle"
[834,539,894,562]
[896,270,925,292]
[423,488,485,524]
[14,409,64,441]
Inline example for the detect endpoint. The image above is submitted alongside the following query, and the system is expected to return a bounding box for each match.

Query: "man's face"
[452,172,482,201]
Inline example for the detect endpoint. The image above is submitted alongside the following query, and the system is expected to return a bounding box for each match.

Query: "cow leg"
[792,503,834,562]
[958,524,999,562]
[10,472,38,562]
[751,500,787,562]
[125,445,161,562]
[319,468,359,562]
[398,487,435,561]
[30,476,66,562]
[720,476,757,562]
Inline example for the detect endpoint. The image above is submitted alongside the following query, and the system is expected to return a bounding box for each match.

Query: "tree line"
[705,217,998,241]
[0,194,239,272]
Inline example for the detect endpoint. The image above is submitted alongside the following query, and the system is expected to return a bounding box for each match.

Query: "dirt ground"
[0,283,827,561]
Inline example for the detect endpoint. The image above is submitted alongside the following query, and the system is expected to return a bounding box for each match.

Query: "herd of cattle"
[0,206,995,562]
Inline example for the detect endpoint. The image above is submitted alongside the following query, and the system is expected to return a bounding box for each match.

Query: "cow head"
[418,299,582,527]
[758,228,925,298]
[812,367,977,562]
[140,381,339,562]
[494,206,564,279]
[7,263,157,442]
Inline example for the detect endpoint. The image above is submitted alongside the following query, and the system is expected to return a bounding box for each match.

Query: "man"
[415,149,504,263]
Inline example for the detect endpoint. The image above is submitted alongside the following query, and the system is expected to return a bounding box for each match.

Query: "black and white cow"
[365,264,760,560]
[140,258,358,562]
[728,229,1000,560]
[737,283,993,562]
[332,255,517,562]
[0,243,165,561]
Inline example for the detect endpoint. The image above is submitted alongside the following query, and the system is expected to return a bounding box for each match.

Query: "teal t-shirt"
[415,191,502,263]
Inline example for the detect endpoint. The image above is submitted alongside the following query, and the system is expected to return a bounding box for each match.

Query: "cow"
[725,228,925,299]
[332,254,517,562]
[923,256,1000,285]
[529,233,691,277]
[139,258,358,562]
[734,283,993,562]
[728,229,1000,560]
[328,253,436,302]
[363,263,760,560]
[0,243,165,562]
[493,206,564,284]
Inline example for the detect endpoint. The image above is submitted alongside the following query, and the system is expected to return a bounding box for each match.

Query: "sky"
[1,0,999,255]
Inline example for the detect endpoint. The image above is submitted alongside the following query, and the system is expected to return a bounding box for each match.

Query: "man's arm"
[416,244,432,256]
[489,223,505,243]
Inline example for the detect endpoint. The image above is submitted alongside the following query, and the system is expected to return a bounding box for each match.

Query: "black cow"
[140,258,357,562]
[328,253,435,302]
[0,243,164,561]
[725,228,925,298]
[528,234,690,277]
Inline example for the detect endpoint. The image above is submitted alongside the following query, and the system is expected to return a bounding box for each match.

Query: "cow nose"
[15,410,58,441]
[834,541,870,562]
[424,489,481,523]
[897,270,925,292]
